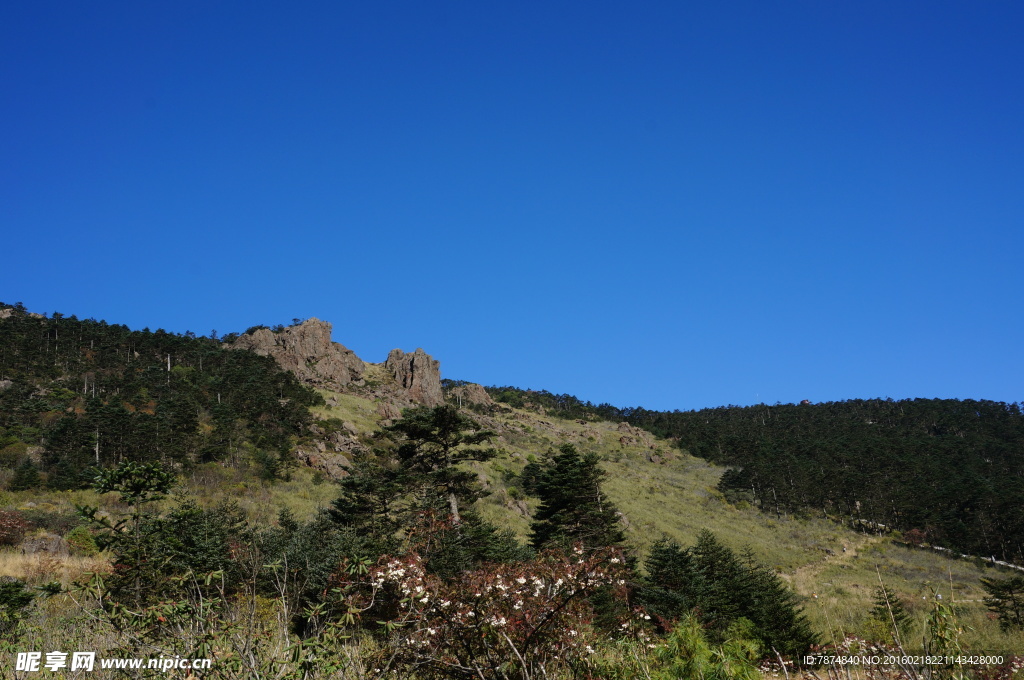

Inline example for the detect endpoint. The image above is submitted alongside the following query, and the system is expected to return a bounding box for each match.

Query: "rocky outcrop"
[448,383,494,408]
[384,348,443,407]
[229,319,364,389]
[616,421,653,447]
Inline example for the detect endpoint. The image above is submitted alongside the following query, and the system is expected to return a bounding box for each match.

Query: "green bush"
[65,525,99,556]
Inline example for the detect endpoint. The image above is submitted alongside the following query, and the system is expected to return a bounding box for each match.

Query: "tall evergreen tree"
[8,459,40,491]
[384,404,496,524]
[529,444,625,550]
[637,531,815,657]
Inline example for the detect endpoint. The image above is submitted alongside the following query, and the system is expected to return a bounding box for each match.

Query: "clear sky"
[3,2,1022,412]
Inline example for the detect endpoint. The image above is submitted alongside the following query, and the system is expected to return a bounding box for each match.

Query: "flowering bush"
[336,544,629,679]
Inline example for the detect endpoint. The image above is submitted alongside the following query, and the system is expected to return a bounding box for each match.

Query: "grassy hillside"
[298,389,1023,654]
[1,348,1020,660]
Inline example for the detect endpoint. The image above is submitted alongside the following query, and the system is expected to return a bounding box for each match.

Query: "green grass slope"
[304,390,1022,654]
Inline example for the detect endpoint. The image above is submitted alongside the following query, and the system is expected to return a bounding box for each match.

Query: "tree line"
[0,302,322,488]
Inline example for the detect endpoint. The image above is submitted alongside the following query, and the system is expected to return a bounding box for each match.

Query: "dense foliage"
[636,531,816,658]
[528,444,626,550]
[486,386,1024,563]
[72,411,811,675]
[0,303,322,486]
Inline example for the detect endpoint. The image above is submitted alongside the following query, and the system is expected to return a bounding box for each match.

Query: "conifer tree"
[529,444,625,550]
[385,404,496,524]
[981,575,1024,631]
[8,459,40,491]
[869,584,913,645]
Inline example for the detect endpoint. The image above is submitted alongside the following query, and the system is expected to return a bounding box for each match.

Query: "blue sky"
[2,2,1022,411]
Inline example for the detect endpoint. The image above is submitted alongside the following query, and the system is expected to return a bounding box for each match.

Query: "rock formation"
[228,318,447,408]
[229,319,364,389]
[448,382,494,408]
[384,348,443,407]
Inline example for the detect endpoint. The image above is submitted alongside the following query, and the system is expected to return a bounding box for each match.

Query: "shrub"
[19,507,80,534]
[0,510,29,545]
[0,579,35,641]
[65,525,99,556]
[335,544,629,679]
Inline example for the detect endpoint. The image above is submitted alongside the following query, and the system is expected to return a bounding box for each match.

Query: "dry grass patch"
[0,549,109,585]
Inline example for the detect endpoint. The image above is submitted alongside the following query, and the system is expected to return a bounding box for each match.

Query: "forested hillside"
[485,387,1024,564]
[0,303,322,488]
[1,307,1022,675]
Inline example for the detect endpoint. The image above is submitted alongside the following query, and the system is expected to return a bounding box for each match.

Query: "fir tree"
[981,575,1024,632]
[385,404,496,524]
[8,459,40,491]
[529,444,625,550]
[869,584,913,645]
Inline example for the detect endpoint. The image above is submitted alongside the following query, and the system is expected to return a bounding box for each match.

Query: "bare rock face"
[384,348,443,407]
[448,383,494,407]
[230,319,364,389]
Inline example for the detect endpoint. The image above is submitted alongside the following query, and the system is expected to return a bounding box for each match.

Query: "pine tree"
[8,459,40,491]
[980,575,1024,631]
[385,404,496,524]
[637,538,698,622]
[869,585,913,645]
[529,444,625,550]
[637,532,815,657]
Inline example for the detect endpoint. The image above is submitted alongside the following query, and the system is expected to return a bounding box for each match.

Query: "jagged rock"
[295,448,353,479]
[0,379,12,392]
[619,435,635,447]
[384,348,443,406]
[448,383,494,407]
[230,319,364,389]
[616,422,652,447]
